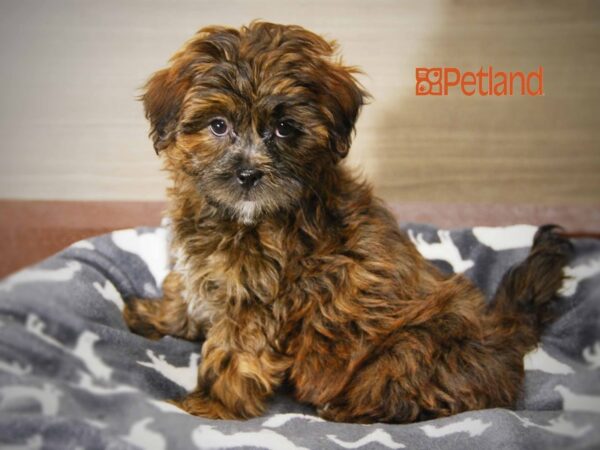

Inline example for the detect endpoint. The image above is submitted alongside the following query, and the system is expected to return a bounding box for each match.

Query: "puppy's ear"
[323,66,367,159]
[142,64,191,153]
[271,23,367,160]
[141,26,237,153]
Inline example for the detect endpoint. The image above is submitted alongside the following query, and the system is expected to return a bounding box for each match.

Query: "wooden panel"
[0,1,598,205]
[0,200,165,277]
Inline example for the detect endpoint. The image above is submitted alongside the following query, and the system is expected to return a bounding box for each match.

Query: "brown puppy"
[124,22,571,423]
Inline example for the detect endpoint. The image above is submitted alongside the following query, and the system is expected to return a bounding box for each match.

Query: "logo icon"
[416,68,443,96]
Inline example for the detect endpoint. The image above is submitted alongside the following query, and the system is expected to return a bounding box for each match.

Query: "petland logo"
[416,67,544,96]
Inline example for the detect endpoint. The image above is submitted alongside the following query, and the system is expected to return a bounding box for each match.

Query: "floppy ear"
[272,23,367,160]
[141,25,238,153]
[142,64,191,153]
[323,65,367,159]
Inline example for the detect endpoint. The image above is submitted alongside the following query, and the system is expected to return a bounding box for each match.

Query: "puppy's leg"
[123,271,202,341]
[319,322,532,424]
[315,338,426,424]
[315,277,493,424]
[172,314,290,419]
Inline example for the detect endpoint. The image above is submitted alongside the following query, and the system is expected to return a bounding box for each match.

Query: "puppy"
[124,22,571,423]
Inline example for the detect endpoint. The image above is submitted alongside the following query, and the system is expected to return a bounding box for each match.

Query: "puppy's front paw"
[316,401,358,423]
[123,298,165,340]
[169,393,237,420]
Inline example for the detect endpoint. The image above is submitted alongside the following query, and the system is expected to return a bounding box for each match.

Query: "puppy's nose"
[236,168,263,188]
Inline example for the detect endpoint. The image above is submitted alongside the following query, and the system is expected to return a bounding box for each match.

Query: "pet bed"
[0,223,599,449]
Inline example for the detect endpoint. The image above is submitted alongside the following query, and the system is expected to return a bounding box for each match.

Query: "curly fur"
[123,22,571,423]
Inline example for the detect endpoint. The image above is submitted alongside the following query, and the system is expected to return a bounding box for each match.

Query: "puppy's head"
[143,22,366,224]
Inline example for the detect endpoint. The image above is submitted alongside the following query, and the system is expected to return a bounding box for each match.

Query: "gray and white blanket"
[0,223,599,450]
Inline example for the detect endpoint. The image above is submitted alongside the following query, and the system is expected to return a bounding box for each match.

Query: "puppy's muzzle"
[236,168,263,188]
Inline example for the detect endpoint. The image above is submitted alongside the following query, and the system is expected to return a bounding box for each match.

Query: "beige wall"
[0,0,598,204]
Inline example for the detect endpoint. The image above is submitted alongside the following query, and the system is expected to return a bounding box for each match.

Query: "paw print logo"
[416,68,443,95]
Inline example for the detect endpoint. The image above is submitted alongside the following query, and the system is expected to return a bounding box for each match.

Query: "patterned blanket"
[0,223,599,450]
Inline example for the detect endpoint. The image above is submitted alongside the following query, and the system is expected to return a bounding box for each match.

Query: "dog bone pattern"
[420,417,491,438]
[407,229,474,273]
[0,224,598,449]
[93,280,125,311]
[554,385,600,414]
[559,258,600,297]
[192,425,310,450]
[0,383,62,416]
[506,411,593,438]
[137,349,200,392]
[111,228,170,286]
[472,225,538,251]
[70,371,138,396]
[24,314,113,381]
[0,260,81,292]
[262,413,325,428]
[524,346,575,375]
[0,359,32,376]
[583,342,600,370]
[326,429,406,448]
[122,418,167,450]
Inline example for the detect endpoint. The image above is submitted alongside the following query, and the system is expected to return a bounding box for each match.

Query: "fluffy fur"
[123,22,571,423]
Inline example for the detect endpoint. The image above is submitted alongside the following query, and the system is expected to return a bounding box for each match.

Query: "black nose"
[236,168,263,188]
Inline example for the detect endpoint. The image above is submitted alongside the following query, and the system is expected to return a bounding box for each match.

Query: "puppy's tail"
[485,225,573,352]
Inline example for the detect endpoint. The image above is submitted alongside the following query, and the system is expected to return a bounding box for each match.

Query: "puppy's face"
[143,22,366,224]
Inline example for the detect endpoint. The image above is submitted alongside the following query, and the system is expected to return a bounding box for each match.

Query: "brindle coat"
[124,22,571,423]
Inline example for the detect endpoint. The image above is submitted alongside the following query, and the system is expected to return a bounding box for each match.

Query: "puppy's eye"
[209,119,228,137]
[275,121,295,138]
